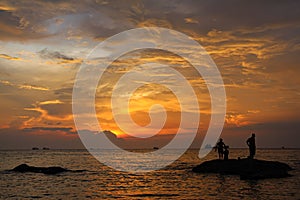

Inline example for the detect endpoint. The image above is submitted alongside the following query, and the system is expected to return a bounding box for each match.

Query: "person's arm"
[246,138,250,146]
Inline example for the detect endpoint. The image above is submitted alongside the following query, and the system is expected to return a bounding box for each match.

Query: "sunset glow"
[0,1,299,149]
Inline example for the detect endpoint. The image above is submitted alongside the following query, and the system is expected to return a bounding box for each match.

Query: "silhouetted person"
[215,138,225,159]
[224,145,229,160]
[246,133,256,159]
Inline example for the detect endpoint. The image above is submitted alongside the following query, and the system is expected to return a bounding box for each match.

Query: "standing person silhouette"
[215,138,225,159]
[246,133,256,159]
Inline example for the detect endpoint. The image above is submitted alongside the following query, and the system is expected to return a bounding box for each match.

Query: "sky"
[0,0,299,149]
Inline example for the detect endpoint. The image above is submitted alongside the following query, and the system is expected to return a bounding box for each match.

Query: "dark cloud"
[1,0,299,42]
[40,103,71,117]
[54,86,73,101]
[0,8,24,40]
[0,5,50,41]
[22,126,75,134]
[0,0,135,40]
[38,48,74,61]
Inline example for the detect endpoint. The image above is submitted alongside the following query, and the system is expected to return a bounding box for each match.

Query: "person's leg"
[250,147,255,158]
[252,147,256,158]
[248,147,252,158]
[219,151,223,159]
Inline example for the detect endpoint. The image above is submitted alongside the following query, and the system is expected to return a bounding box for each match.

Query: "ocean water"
[0,149,299,199]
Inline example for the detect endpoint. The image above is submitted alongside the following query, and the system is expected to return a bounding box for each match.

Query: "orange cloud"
[0,5,16,11]
[39,100,63,105]
[184,18,199,24]
[18,84,49,91]
[22,100,73,130]
[0,80,49,91]
[0,53,21,61]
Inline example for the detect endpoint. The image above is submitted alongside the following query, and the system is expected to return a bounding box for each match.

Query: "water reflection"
[0,149,299,199]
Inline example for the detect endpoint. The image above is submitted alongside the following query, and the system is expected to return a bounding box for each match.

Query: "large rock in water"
[192,158,292,180]
[12,164,69,174]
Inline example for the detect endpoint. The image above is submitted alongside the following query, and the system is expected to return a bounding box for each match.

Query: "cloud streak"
[0,80,49,91]
[0,0,299,148]
[0,53,21,61]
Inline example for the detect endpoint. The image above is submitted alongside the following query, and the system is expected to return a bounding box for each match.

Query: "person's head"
[225,145,229,149]
[252,133,255,137]
[220,138,223,142]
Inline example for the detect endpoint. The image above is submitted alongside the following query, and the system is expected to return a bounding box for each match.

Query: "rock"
[12,164,70,174]
[192,158,292,180]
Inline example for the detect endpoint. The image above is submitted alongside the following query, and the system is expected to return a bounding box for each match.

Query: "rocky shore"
[192,158,292,180]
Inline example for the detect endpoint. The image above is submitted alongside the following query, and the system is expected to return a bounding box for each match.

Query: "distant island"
[31,147,50,150]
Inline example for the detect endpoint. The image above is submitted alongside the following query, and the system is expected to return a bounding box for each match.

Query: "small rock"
[12,164,69,174]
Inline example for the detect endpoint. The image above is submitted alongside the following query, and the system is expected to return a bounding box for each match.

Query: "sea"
[0,149,299,199]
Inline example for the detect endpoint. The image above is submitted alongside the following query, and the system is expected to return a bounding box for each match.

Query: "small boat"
[153,147,159,150]
[42,147,50,150]
[32,147,39,150]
